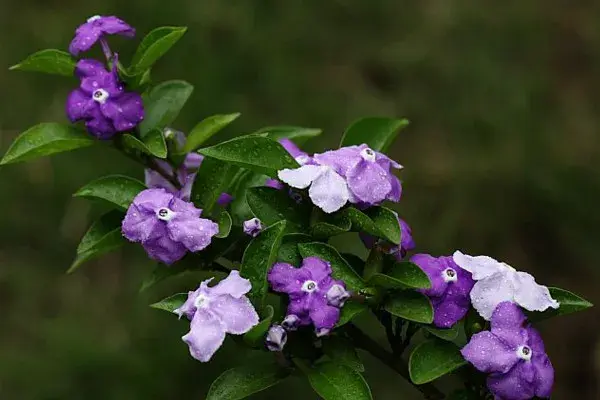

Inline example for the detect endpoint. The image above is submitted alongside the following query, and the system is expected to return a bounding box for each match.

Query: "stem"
[346,324,445,400]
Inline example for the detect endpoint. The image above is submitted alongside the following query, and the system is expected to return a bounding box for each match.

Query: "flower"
[278,144,402,213]
[66,58,144,139]
[268,256,347,334]
[279,138,311,165]
[461,302,554,400]
[360,216,415,259]
[69,15,135,56]
[412,254,475,328]
[174,270,259,362]
[121,188,219,264]
[452,251,559,320]
[265,324,287,352]
[243,218,263,237]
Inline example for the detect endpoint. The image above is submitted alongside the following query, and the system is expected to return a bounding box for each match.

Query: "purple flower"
[360,216,415,259]
[243,218,263,237]
[121,188,219,264]
[66,58,144,139]
[265,178,285,190]
[268,256,347,334]
[69,15,135,56]
[174,270,259,362]
[279,138,311,165]
[461,302,554,400]
[411,254,475,328]
[265,324,287,352]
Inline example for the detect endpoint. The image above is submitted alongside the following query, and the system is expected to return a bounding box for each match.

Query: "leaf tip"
[8,63,19,71]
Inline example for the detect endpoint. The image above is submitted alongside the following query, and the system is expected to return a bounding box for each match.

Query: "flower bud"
[326,284,350,307]
[243,218,263,237]
[281,314,300,331]
[265,324,287,352]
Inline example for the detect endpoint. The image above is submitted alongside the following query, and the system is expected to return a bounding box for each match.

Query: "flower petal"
[182,309,226,362]
[84,107,116,139]
[452,251,506,280]
[278,138,305,158]
[69,30,102,55]
[167,216,218,252]
[431,295,470,328]
[532,352,554,398]
[301,256,332,284]
[308,167,350,213]
[278,165,325,189]
[98,16,136,36]
[513,271,559,312]
[470,273,516,320]
[209,270,252,298]
[142,226,187,265]
[209,294,259,334]
[144,168,178,194]
[346,159,392,204]
[461,331,518,374]
[488,301,528,349]
[307,295,341,331]
[313,145,364,176]
[268,262,311,296]
[487,361,536,400]
[412,254,448,298]
[386,175,402,202]
[121,203,159,243]
[66,89,95,122]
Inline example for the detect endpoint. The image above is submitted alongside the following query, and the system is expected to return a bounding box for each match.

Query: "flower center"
[360,147,376,162]
[442,267,458,283]
[87,15,102,23]
[156,207,174,221]
[517,345,532,361]
[92,89,109,104]
[193,294,209,309]
[301,280,318,293]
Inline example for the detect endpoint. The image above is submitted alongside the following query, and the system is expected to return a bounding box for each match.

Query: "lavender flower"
[265,324,287,352]
[360,216,415,259]
[243,218,263,237]
[69,15,135,56]
[174,270,259,362]
[461,302,554,399]
[66,58,144,139]
[453,251,560,320]
[121,188,219,264]
[268,256,347,334]
[411,254,475,328]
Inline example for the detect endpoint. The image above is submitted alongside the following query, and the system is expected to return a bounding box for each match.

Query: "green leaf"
[216,211,232,239]
[298,242,365,291]
[241,221,287,302]
[149,293,187,313]
[74,175,146,210]
[310,210,352,239]
[368,261,431,290]
[68,211,125,273]
[337,301,368,327]
[384,291,434,324]
[409,339,467,384]
[121,129,167,158]
[345,207,401,245]
[191,157,238,212]
[340,117,409,152]
[255,125,322,145]
[243,305,274,347]
[247,187,309,231]
[199,135,299,176]
[9,49,75,77]
[278,233,312,265]
[1,123,94,165]
[424,322,461,341]
[306,362,372,400]
[207,360,289,400]
[139,80,194,135]
[183,113,241,153]
[531,287,593,321]
[323,336,364,372]
[130,26,187,74]
[229,171,270,224]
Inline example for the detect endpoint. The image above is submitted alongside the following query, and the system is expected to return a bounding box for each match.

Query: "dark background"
[0,1,599,399]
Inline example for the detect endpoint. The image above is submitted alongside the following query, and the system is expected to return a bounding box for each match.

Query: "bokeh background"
[1,1,599,399]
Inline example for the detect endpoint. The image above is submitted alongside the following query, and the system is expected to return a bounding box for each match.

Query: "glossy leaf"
[139,80,194,135]
[277,233,312,265]
[241,221,287,302]
[409,339,467,384]
[255,125,322,145]
[424,322,461,341]
[323,336,364,372]
[337,301,368,327]
[310,210,352,239]
[243,305,274,347]
[191,157,237,212]
[345,207,401,245]
[298,242,365,291]
[207,361,289,400]
[130,26,187,73]
[531,287,593,321]
[368,262,431,290]
[340,117,409,152]
[246,187,309,231]
[1,123,94,165]
[229,171,270,224]
[216,211,232,239]
[198,135,299,176]
[183,113,241,153]
[306,362,372,400]
[9,49,75,77]
[149,293,187,313]
[73,175,146,210]
[384,291,434,324]
[121,128,167,158]
[68,211,125,273]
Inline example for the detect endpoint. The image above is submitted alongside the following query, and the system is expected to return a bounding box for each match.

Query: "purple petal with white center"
[461,331,518,374]
[411,254,448,298]
[167,215,218,252]
[278,165,325,189]
[513,271,559,312]
[346,159,392,204]
[268,262,311,296]
[209,270,252,298]
[182,309,226,362]
[308,167,350,213]
[469,272,516,321]
[452,251,506,280]
[209,294,259,334]
[487,361,536,400]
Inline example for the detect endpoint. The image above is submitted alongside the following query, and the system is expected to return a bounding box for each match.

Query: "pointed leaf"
[340,117,409,152]
[409,339,467,384]
[255,126,322,145]
[73,175,146,210]
[323,336,364,372]
[229,171,270,224]
[139,80,194,135]
[183,113,241,153]
[306,362,372,400]
[207,360,289,400]
[216,211,232,239]
[297,242,365,291]
[278,233,312,265]
[131,26,187,74]
[198,135,299,176]
[1,123,94,165]
[530,287,593,321]
[121,128,167,158]
[337,301,368,327]
[424,322,461,341]
[368,262,431,290]
[246,186,310,231]
[150,293,187,313]
[243,305,275,347]
[384,291,433,323]
[345,206,400,245]
[191,157,238,212]
[10,49,75,77]
[310,210,352,239]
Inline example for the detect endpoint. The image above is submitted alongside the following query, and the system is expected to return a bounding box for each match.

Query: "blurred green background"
[1,1,599,399]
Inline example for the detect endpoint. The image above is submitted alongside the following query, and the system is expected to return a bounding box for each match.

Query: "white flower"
[452,250,559,320]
